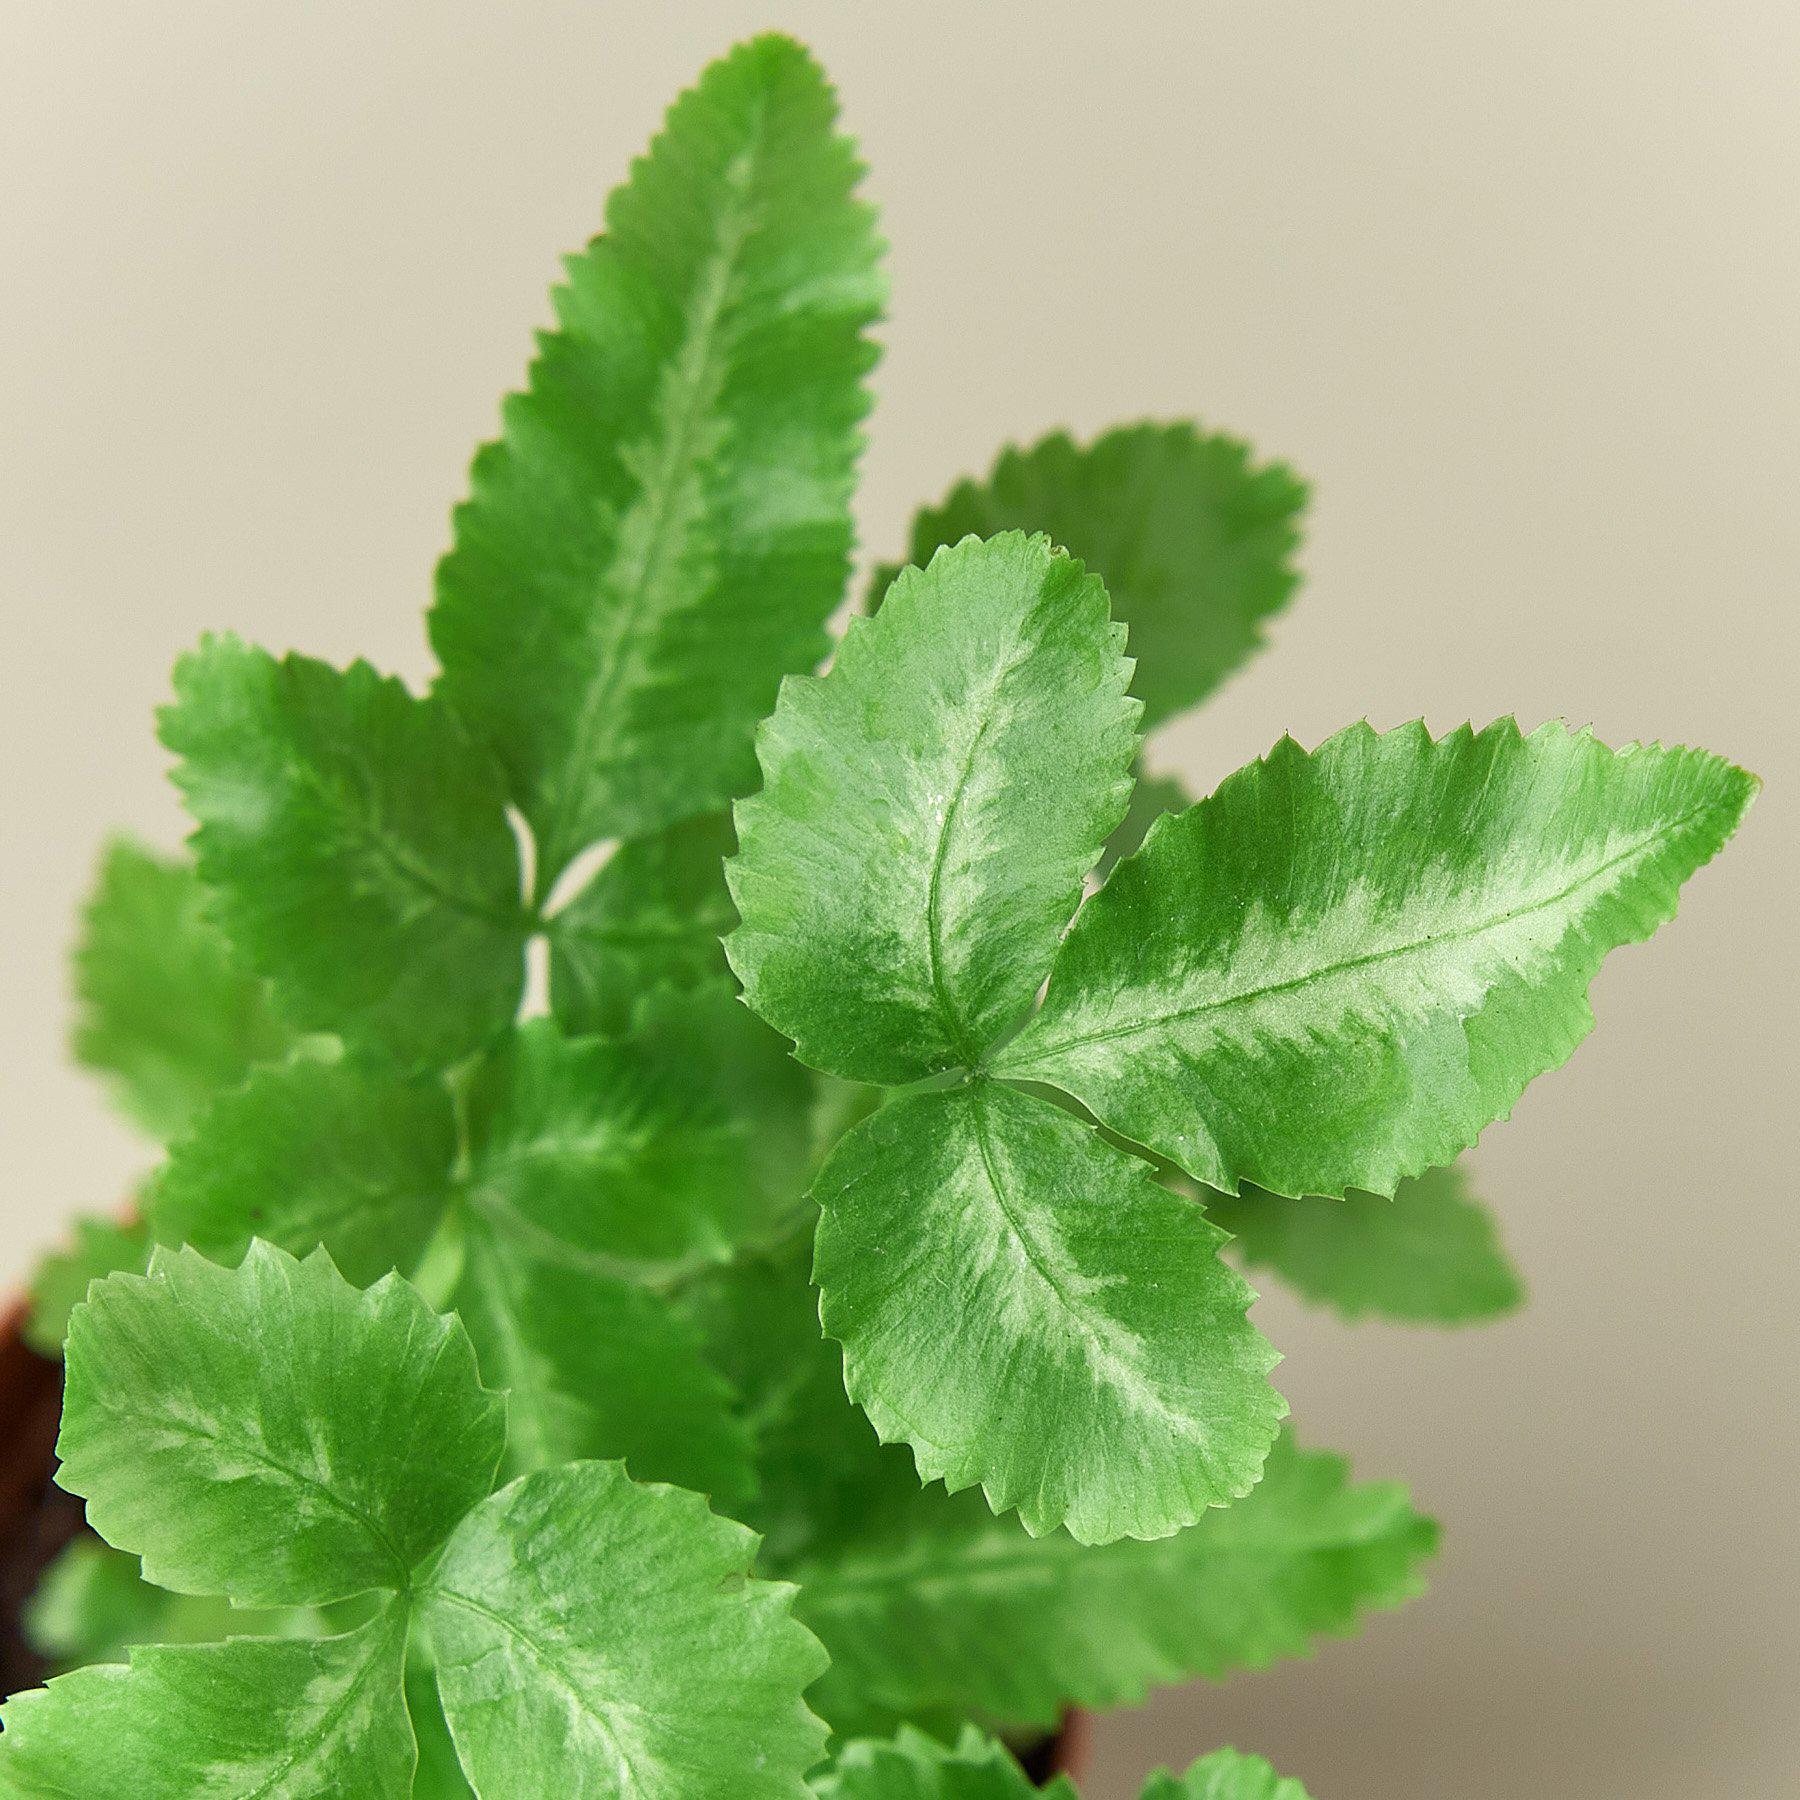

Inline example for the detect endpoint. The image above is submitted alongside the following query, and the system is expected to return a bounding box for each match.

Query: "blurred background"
[2,3,1795,1794]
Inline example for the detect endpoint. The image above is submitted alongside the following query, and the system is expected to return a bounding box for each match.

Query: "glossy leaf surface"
[999,721,1757,1196]
[423,1461,828,1798]
[0,1610,413,1798]
[548,813,736,1034]
[682,1228,915,1570]
[730,532,1138,1083]
[453,1219,754,1506]
[814,1727,1069,1798]
[147,1053,454,1289]
[160,638,526,1070]
[794,1432,1434,1735]
[812,1081,1281,1542]
[703,1244,1423,1734]
[460,1012,790,1276]
[1099,769,1189,878]
[57,1243,504,1606]
[431,34,884,884]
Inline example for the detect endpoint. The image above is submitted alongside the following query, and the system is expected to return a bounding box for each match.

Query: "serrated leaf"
[454,1219,755,1507]
[681,1227,920,1571]
[812,1080,1282,1544]
[884,422,1306,732]
[730,532,1140,1085]
[422,1460,829,1799]
[1143,1748,1312,1800]
[997,720,1757,1196]
[146,1052,455,1289]
[431,33,885,888]
[809,1075,885,1167]
[623,980,818,1243]
[23,1214,150,1358]
[23,1540,320,1671]
[814,1732,1310,1800]
[1208,1164,1524,1325]
[57,1242,505,1606]
[794,1432,1435,1737]
[697,1244,1425,1738]
[447,994,808,1511]
[548,813,737,1034]
[814,1727,1070,1799]
[0,1608,413,1798]
[159,636,527,1070]
[69,838,290,1140]
[461,1009,797,1276]
[1099,769,1189,879]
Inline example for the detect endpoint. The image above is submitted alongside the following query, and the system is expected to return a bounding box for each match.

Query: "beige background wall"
[3,4,1795,1795]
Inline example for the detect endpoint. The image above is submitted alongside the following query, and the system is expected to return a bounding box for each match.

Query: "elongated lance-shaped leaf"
[882,422,1306,732]
[812,1080,1282,1544]
[814,1727,1071,1798]
[146,1051,455,1290]
[453,1217,755,1507]
[23,1214,150,1357]
[548,812,737,1034]
[1144,1749,1313,1800]
[56,1242,505,1606]
[70,837,290,1141]
[1208,1163,1524,1325]
[793,1430,1434,1737]
[730,532,1140,1084]
[431,33,885,890]
[0,1609,415,1797]
[160,637,528,1071]
[997,720,1757,1197]
[422,1460,829,1799]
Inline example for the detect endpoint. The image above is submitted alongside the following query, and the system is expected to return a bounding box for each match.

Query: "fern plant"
[3,33,1753,1798]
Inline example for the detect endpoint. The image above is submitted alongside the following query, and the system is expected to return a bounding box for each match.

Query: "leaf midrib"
[351,820,518,933]
[918,607,1050,1067]
[239,1611,404,1800]
[427,1584,652,1796]
[1005,800,1724,1067]
[535,106,768,888]
[118,1406,411,1591]
[461,1185,715,1287]
[559,914,725,950]
[249,1160,445,1260]
[319,747,521,934]
[964,1088,1212,1456]
[923,714,995,1065]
